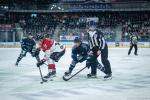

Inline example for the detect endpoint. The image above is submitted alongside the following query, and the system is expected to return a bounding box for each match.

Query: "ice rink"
[0,48,150,100]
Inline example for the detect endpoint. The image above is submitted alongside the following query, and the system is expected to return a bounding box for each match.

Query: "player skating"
[63,37,106,81]
[64,37,89,76]
[15,33,40,66]
[36,34,65,80]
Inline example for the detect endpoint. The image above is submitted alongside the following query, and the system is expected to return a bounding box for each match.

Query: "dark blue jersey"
[71,43,89,62]
[21,37,36,52]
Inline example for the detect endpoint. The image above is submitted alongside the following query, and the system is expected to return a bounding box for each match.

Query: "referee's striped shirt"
[87,29,106,50]
[130,35,138,45]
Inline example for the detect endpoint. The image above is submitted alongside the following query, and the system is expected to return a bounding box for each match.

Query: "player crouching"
[64,37,89,76]
[36,34,65,80]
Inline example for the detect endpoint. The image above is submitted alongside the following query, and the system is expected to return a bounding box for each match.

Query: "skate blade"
[87,77,97,79]
[103,77,112,81]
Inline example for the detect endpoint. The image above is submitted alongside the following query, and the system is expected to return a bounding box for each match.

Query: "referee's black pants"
[88,44,112,75]
[101,44,112,75]
[128,44,138,55]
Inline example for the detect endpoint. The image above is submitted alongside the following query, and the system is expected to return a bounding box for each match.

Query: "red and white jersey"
[39,38,65,61]
[40,38,54,52]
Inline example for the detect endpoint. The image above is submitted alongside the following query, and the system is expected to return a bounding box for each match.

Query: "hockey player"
[86,21,112,80]
[15,33,40,66]
[36,34,65,79]
[64,37,89,76]
[128,33,138,55]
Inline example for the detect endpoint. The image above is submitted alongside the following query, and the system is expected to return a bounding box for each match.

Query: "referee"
[86,21,112,80]
[128,33,138,56]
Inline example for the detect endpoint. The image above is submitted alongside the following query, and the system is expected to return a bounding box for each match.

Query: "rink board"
[0,42,150,48]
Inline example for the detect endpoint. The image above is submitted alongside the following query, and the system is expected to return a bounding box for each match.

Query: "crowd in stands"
[57,12,150,42]
[0,12,150,42]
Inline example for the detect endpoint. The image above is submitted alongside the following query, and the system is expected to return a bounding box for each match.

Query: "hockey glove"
[37,59,46,67]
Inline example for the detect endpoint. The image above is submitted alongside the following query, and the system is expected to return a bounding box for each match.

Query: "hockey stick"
[63,66,87,81]
[35,55,47,84]
[44,63,48,66]
[38,66,47,84]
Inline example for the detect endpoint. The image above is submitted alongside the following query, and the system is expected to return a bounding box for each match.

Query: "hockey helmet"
[74,37,82,43]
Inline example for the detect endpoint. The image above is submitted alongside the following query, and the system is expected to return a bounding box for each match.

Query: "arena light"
[58,7,61,10]
[51,7,54,10]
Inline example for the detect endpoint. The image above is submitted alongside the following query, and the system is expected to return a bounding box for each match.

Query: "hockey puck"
[40,81,44,84]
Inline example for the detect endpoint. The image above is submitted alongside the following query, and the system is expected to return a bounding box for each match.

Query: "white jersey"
[50,42,65,53]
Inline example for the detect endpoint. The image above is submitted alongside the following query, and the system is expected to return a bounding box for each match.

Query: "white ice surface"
[0,48,150,100]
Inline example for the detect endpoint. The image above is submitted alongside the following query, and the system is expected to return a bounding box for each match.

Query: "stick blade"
[62,76,69,81]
